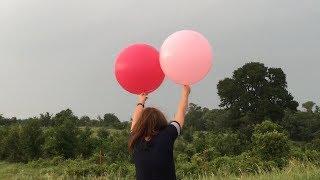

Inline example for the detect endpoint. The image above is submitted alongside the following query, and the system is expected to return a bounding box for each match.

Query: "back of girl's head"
[128,107,168,152]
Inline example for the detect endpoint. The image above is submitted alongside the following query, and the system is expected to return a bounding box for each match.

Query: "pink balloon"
[160,30,213,85]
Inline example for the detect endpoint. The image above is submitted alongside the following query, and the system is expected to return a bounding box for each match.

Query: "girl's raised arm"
[174,85,191,128]
[131,93,148,131]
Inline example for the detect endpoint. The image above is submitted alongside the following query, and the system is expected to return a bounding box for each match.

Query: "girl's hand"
[138,93,148,104]
[182,85,191,97]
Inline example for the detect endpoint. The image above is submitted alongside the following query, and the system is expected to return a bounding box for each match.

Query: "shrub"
[77,127,96,158]
[306,136,320,151]
[1,125,23,162]
[20,119,44,161]
[176,153,189,162]
[304,150,320,165]
[209,132,242,156]
[210,156,238,175]
[201,147,221,162]
[64,159,108,176]
[252,121,290,168]
[290,144,306,161]
[193,131,207,152]
[107,162,135,178]
[234,152,264,174]
[176,162,199,179]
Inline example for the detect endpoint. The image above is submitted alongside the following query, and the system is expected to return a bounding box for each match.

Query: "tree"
[96,128,110,164]
[184,103,208,131]
[0,115,20,126]
[302,101,316,113]
[53,109,78,126]
[316,105,320,114]
[102,113,121,128]
[44,118,79,158]
[1,126,23,162]
[0,126,9,160]
[20,119,45,161]
[282,110,320,141]
[57,119,79,158]
[78,127,96,158]
[39,112,52,127]
[202,109,229,132]
[217,62,298,127]
[79,116,91,126]
[102,131,130,162]
[0,114,5,126]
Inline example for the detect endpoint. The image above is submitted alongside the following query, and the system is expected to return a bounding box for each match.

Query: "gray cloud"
[0,0,319,120]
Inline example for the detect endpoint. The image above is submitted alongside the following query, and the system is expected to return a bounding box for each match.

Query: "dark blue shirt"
[133,121,181,180]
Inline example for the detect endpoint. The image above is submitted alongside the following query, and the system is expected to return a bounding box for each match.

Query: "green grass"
[0,161,127,180]
[0,160,319,180]
[195,160,320,180]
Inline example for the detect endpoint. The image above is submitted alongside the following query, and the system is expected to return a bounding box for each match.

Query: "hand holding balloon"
[138,93,148,104]
[182,85,191,97]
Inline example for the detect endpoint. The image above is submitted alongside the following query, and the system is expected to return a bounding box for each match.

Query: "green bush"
[64,159,108,176]
[304,150,320,165]
[20,119,44,161]
[176,162,199,179]
[1,125,23,162]
[210,156,238,175]
[290,144,306,161]
[201,148,221,162]
[234,152,263,174]
[252,121,290,168]
[107,162,135,178]
[176,153,189,162]
[209,132,242,156]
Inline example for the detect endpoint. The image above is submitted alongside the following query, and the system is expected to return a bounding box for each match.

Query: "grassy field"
[1,160,320,180]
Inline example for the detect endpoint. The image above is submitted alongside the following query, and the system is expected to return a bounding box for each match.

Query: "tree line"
[0,62,319,178]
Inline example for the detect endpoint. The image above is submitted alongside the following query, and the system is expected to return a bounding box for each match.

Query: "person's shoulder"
[159,121,181,140]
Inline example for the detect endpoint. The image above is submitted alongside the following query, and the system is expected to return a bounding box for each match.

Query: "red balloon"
[115,44,165,94]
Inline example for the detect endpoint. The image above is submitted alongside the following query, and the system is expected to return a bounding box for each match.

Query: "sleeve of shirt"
[163,121,181,141]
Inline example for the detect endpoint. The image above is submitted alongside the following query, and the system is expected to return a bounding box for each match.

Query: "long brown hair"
[128,107,168,152]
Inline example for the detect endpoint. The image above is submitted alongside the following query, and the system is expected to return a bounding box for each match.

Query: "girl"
[128,85,190,180]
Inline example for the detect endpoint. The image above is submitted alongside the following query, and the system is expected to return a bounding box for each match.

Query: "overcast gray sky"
[0,0,319,121]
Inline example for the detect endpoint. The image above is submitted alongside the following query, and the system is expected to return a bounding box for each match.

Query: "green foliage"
[184,103,209,130]
[102,113,122,129]
[308,136,320,151]
[217,62,298,126]
[53,109,78,126]
[0,126,22,162]
[0,62,319,179]
[43,118,79,158]
[39,112,52,127]
[77,127,95,158]
[252,121,290,168]
[253,119,285,134]
[192,132,207,152]
[316,105,320,114]
[182,128,193,142]
[20,119,44,161]
[210,156,238,175]
[202,109,229,132]
[211,132,242,156]
[102,131,130,162]
[282,110,320,141]
[302,101,316,113]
